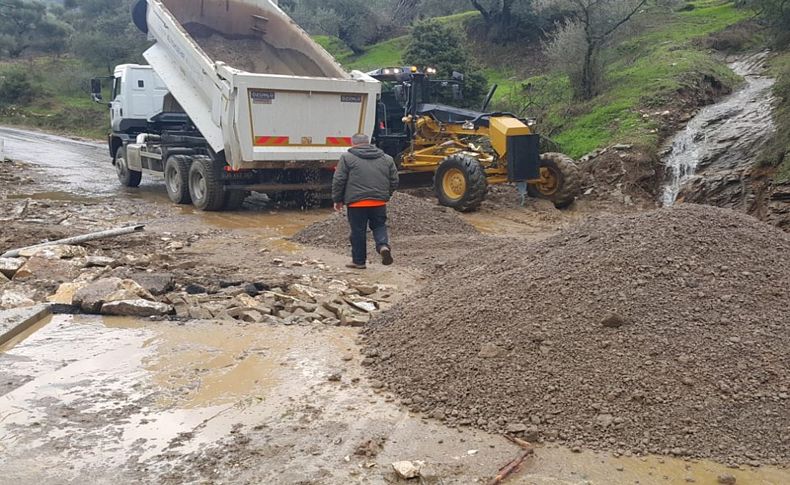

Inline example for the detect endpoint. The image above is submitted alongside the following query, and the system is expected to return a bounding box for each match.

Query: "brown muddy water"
[1,314,787,484]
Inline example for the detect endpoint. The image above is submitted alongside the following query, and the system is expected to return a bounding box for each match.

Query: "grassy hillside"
[0,58,108,139]
[761,51,790,183]
[329,1,749,158]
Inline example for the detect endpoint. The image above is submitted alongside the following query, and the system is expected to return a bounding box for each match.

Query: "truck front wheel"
[164,155,192,204]
[188,155,224,211]
[114,146,142,188]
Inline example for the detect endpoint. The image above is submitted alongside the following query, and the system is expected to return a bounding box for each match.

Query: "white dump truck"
[91,0,380,210]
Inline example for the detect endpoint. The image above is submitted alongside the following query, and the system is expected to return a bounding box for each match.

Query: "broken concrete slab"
[392,460,424,479]
[0,290,36,310]
[130,272,175,296]
[18,244,87,259]
[100,299,173,317]
[13,255,80,282]
[83,255,118,268]
[0,257,25,278]
[72,277,154,313]
[0,304,52,346]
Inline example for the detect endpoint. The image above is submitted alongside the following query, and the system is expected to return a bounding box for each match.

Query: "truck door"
[110,76,124,133]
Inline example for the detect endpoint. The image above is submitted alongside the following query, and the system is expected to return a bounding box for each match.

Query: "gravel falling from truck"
[362,203,790,465]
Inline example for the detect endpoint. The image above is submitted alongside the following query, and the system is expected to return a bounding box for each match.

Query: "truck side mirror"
[90,78,103,102]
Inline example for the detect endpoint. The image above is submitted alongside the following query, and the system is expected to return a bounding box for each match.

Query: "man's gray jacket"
[332,144,399,204]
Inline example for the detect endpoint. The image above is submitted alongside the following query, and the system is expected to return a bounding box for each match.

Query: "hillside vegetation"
[0,0,773,160]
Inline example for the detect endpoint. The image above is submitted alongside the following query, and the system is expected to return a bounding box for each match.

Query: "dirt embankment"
[362,203,790,465]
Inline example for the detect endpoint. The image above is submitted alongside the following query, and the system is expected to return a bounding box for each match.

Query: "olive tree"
[542,0,647,99]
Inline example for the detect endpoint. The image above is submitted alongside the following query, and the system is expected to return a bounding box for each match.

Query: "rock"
[0,257,25,278]
[478,342,503,358]
[612,144,632,150]
[601,312,627,328]
[288,283,321,303]
[595,414,614,428]
[130,272,174,295]
[524,425,540,442]
[340,310,370,327]
[717,474,736,485]
[391,460,423,479]
[165,241,185,250]
[355,284,378,296]
[83,255,117,268]
[72,277,154,313]
[47,282,82,304]
[0,290,35,309]
[187,306,213,320]
[370,379,384,389]
[101,299,173,317]
[19,244,87,259]
[0,272,7,284]
[327,372,342,382]
[13,255,79,282]
[227,307,266,323]
[506,423,527,434]
[347,299,377,313]
[184,283,207,294]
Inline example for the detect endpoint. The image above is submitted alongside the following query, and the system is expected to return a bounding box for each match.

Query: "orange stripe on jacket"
[348,199,386,208]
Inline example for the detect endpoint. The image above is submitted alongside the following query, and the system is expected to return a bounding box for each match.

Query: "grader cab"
[369,66,580,211]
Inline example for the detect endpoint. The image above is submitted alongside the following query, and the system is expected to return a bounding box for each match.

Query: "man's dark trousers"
[347,206,389,265]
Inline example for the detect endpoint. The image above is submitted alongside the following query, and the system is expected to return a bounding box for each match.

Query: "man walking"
[332,133,398,269]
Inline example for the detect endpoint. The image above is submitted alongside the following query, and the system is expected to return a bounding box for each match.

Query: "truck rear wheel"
[527,152,581,209]
[114,146,142,188]
[434,154,487,212]
[188,155,224,211]
[164,155,192,204]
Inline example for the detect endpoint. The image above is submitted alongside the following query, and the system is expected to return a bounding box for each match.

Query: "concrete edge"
[0,304,53,347]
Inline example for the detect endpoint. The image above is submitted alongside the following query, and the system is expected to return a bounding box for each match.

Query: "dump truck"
[91,0,380,210]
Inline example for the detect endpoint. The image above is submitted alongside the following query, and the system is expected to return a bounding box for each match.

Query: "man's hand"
[334,202,344,212]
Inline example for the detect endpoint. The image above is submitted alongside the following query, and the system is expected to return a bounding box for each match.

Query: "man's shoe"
[380,246,393,266]
[345,263,367,270]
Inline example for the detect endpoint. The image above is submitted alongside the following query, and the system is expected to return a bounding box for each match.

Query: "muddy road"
[1,126,788,484]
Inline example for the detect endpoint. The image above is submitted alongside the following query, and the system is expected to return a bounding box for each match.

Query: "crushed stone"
[362,203,790,464]
[291,192,479,251]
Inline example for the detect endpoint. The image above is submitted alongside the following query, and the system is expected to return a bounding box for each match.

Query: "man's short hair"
[351,133,369,145]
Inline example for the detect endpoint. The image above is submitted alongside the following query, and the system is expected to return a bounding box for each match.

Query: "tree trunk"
[581,40,597,100]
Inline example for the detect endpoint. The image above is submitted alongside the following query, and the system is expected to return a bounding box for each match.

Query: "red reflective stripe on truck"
[255,136,289,146]
[326,137,352,146]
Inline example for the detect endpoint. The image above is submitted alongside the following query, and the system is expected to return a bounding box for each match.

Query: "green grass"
[313,35,354,60]
[343,36,409,72]
[761,51,790,182]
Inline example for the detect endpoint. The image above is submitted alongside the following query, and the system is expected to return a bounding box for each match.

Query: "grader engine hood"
[488,116,541,182]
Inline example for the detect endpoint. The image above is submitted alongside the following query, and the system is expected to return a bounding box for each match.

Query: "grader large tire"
[164,155,192,204]
[527,152,581,209]
[434,154,487,212]
[114,146,142,188]
[188,155,225,211]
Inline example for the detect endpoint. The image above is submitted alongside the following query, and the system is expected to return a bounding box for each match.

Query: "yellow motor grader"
[369,66,580,211]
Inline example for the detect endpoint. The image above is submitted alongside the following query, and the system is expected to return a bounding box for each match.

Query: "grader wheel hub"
[442,168,467,200]
[536,166,560,195]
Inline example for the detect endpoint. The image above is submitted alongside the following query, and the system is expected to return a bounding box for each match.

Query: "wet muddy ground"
[1,127,788,483]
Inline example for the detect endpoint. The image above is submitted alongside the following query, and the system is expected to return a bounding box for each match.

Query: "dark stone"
[184,283,207,295]
[131,272,175,296]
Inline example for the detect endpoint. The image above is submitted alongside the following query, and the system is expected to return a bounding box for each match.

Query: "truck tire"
[188,155,225,211]
[527,152,581,209]
[434,154,487,212]
[223,190,248,210]
[114,145,142,188]
[164,155,192,204]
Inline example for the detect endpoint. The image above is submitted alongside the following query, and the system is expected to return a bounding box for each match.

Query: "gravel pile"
[291,192,478,250]
[362,204,790,464]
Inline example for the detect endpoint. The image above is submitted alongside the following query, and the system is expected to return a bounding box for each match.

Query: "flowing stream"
[661,52,775,206]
